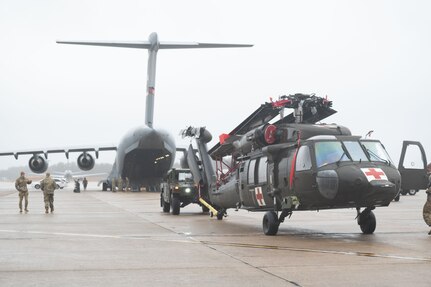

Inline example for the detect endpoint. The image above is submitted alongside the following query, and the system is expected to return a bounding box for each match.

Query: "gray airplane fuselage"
[55,32,252,190]
[111,126,175,189]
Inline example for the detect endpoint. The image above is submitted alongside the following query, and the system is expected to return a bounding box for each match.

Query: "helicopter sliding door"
[242,156,273,209]
[398,141,428,193]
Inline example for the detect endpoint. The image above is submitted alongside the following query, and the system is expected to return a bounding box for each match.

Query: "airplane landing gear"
[357,207,376,234]
[263,211,279,235]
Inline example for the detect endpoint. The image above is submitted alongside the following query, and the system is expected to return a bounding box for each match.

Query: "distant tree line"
[0,162,113,180]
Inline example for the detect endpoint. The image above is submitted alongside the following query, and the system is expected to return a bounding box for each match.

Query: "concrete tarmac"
[0,182,430,287]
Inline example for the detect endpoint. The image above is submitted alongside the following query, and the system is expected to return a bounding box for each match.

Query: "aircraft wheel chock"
[263,211,279,236]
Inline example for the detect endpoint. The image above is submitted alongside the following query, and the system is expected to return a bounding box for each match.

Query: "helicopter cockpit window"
[178,171,193,182]
[248,159,257,184]
[315,141,349,168]
[257,157,268,184]
[296,146,312,171]
[361,141,393,165]
[343,141,369,162]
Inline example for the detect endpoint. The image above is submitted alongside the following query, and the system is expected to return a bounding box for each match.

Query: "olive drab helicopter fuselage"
[181,94,426,235]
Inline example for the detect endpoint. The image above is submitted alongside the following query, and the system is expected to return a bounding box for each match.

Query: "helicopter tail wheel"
[358,210,376,234]
[263,211,279,236]
[216,209,226,220]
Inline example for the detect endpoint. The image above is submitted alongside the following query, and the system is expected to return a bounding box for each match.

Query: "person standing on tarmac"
[40,173,57,214]
[15,171,32,213]
[125,177,130,191]
[425,165,431,235]
[111,178,116,192]
[82,177,88,191]
[424,188,431,235]
[118,177,123,192]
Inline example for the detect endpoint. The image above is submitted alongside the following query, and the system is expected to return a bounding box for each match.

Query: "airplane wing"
[0,146,117,160]
[0,146,117,174]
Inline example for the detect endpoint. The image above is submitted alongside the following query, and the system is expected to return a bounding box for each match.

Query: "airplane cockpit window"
[178,172,193,182]
[361,141,393,165]
[315,141,349,168]
[296,146,312,171]
[257,157,268,183]
[343,141,369,162]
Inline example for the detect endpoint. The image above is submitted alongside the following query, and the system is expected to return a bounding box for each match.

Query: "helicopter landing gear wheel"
[216,209,225,220]
[357,210,376,234]
[263,211,279,236]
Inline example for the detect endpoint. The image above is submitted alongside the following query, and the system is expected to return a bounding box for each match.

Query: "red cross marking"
[256,190,264,201]
[365,168,385,179]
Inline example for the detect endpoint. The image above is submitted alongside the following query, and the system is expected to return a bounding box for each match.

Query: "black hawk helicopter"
[181,94,427,235]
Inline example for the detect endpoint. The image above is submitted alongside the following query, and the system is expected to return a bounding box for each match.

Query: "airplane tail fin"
[57,33,253,128]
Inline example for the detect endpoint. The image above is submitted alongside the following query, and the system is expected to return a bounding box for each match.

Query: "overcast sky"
[0,0,430,170]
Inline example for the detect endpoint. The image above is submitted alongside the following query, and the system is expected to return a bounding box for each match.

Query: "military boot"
[45,208,49,214]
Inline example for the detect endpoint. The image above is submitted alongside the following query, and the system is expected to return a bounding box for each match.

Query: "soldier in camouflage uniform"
[424,188,431,235]
[118,177,123,192]
[125,177,130,191]
[111,178,116,192]
[40,172,57,214]
[15,171,32,213]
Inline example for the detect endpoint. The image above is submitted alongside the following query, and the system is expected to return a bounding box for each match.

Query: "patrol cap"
[46,172,50,177]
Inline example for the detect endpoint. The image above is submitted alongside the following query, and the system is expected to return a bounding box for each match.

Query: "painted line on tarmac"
[2,229,430,263]
[0,229,193,244]
[199,241,431,262]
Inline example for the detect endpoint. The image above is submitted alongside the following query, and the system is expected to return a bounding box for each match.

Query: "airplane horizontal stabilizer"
[56,41,253,50]
[159,42,253,49]
[56,41,152,49]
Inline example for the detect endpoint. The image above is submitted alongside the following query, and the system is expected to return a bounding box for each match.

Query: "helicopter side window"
[257,157,268,184]
[315,141,349,168]
[343,141,369,162]
[248,159,257,185]
[296,146,312,171]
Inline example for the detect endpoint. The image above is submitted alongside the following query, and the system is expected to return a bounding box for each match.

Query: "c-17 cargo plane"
[0,32,252,191]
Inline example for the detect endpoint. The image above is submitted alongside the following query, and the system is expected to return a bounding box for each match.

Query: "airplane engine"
[77,153,95,171]
[29,155,48,173]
